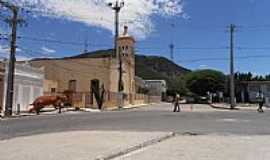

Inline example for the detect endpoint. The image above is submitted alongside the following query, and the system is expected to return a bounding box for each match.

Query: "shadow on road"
[209,104,240,111]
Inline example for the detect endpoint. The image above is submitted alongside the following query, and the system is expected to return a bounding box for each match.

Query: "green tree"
[167,76,188,96]
[265,74,270,81]
[184,69,226,96]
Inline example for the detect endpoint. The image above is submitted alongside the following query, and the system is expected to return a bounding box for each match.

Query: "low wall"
[44,91,161,109]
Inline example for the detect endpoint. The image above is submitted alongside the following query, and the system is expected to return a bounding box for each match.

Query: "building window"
[51,88,56,93]
[69,80,77,92]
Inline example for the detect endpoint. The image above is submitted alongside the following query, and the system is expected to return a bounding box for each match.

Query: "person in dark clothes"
[256,90,265,113]
[173,94,181,112]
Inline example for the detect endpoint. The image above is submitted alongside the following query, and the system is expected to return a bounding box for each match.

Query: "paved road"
[1,103,270,140]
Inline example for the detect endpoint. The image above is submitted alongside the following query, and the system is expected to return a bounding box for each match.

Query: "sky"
[0,0,270,75]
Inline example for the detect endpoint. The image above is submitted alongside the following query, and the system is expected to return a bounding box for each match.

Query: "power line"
[237,47,270,50]
[0,32,112,47]
[18,47,112,69]
[17,35,111,47]
[137,47,229,50]
[179,54,270,63]
[169,21,175,61]
[3,33,270,56]
[15,35,231,50]
[240,25,270,29]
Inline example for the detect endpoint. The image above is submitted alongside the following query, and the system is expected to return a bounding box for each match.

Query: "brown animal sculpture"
[29,95,67,115]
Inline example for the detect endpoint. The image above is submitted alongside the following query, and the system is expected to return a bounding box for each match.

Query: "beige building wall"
[29,55,136,108]
[30,58,112,93]
[108,58,119,93]
[43,80,58,93]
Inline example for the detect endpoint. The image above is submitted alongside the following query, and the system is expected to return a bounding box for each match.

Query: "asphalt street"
[1,103,270,140]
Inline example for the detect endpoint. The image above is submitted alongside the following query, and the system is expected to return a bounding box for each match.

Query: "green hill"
[135,54,190,79]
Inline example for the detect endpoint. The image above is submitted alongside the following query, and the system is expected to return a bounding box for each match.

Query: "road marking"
[221,118,237,122]
[218,118,250,123]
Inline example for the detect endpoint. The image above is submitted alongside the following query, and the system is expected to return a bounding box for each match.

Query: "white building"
[0,61,44,115]
[145,80,167,100]
[242,81,270,107]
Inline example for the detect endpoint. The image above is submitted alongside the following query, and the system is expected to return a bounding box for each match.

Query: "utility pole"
[169,43,174,61]
[229,24,236,109]
[169,23,175,61]
[0,1,19,116]
[84,35,89,53]
[108,0,125,108]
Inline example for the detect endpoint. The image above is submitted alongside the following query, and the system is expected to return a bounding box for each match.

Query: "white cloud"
[41,46,56,54]
[182,13,190,20]
[11,0,184,39]
[0,45,9,55]
[16,48,22,52]
[16,55,32,61]
[0,45,28,61]
[198,64,208,69]
[0,45,22,54]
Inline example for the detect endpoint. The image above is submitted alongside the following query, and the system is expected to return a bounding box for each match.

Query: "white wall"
[145,80,167,96]
[2,62,44,114]
[248,83,270,107]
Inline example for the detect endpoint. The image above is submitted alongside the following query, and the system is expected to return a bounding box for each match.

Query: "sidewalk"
[114,134,270,160]
[0,131,172,160]
[0,107,86,120]
[3,131,270,160]
[209,103,263,111]
[104,103,154,111]
[0,103,154,120]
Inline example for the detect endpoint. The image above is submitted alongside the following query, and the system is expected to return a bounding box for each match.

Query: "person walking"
[256,90,265,113]
[173,94,181,112]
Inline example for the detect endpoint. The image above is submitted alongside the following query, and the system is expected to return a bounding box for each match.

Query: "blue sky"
[0,0,270,75]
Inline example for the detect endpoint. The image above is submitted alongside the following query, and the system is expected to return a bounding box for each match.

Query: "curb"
[0,109,86,120]
[105,103,155,112]
[95,132,176,160]
[0,112,64,121]
[208,103,240,111]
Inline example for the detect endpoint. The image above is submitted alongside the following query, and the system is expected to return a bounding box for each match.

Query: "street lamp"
[108,0,124,57]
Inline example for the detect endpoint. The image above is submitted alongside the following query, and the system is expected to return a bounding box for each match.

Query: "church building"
[28,26,139,109]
